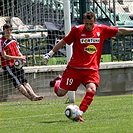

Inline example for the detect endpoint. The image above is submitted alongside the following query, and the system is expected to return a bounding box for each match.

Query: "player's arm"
[16,48,26,64]
[1,50,26,61]
[43,39,66,63]
[52,39,66,53]
[118,28,133,34]
[43,26,75,64]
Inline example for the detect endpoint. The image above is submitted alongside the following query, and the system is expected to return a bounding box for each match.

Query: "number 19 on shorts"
[66,78,73,85]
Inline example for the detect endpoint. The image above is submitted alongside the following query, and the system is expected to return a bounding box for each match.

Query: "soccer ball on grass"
[65,104,80,120]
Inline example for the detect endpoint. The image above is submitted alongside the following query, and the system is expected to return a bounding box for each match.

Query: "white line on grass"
[0,112,64,121]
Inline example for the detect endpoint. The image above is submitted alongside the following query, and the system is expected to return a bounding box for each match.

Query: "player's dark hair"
[83,11,96,21]
[3,23,13,31]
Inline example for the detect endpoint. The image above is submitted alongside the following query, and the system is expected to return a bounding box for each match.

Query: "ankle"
[78,110,83,116]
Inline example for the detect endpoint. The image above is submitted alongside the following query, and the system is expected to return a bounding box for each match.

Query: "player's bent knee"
[56,93,65,97]
[56,89,68,97]
[86,83,97,92]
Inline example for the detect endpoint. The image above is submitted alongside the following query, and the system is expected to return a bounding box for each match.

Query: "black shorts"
[2,65,28,88]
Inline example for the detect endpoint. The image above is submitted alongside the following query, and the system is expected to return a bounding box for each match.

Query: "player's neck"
[4,35,11,39]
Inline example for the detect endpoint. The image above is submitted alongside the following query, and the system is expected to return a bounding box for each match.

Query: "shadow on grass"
[39,120,68,124]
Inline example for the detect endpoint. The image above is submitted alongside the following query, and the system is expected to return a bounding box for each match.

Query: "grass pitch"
[0,94,132,133]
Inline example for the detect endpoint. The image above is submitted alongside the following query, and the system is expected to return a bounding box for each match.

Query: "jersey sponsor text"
[80,38,100,44]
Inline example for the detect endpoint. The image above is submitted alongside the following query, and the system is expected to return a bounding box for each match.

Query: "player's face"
[4,28,12,37]
[83,18,96,31]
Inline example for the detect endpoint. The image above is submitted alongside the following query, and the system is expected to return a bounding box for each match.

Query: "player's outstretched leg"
[73,91,94,122]
[77,83,96,121]
[18,85,33,100]
[24,83,43,101]
[77,90,95,122]
[79,90,95,112]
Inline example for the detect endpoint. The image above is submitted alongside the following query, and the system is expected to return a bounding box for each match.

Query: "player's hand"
[19,56,26,64]
[43,50,54,65]
[43,53,51,64]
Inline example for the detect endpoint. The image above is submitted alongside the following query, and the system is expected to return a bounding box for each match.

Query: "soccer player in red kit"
[44,11,133,122]
[0,23,43,101]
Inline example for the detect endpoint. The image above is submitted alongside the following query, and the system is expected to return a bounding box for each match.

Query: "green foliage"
[0,95,132,133]
[101,54,111,62]
[48,57,67,65]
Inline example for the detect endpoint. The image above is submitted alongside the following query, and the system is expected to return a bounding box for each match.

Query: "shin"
[23,83,38,97]
[79,83,96,112]
[18,85,32,100]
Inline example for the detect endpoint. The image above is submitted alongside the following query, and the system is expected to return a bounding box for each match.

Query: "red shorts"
[60,67,100,91]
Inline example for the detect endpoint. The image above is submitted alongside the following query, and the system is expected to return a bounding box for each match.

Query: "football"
[65,104,80,120]
[14,59,23,69]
